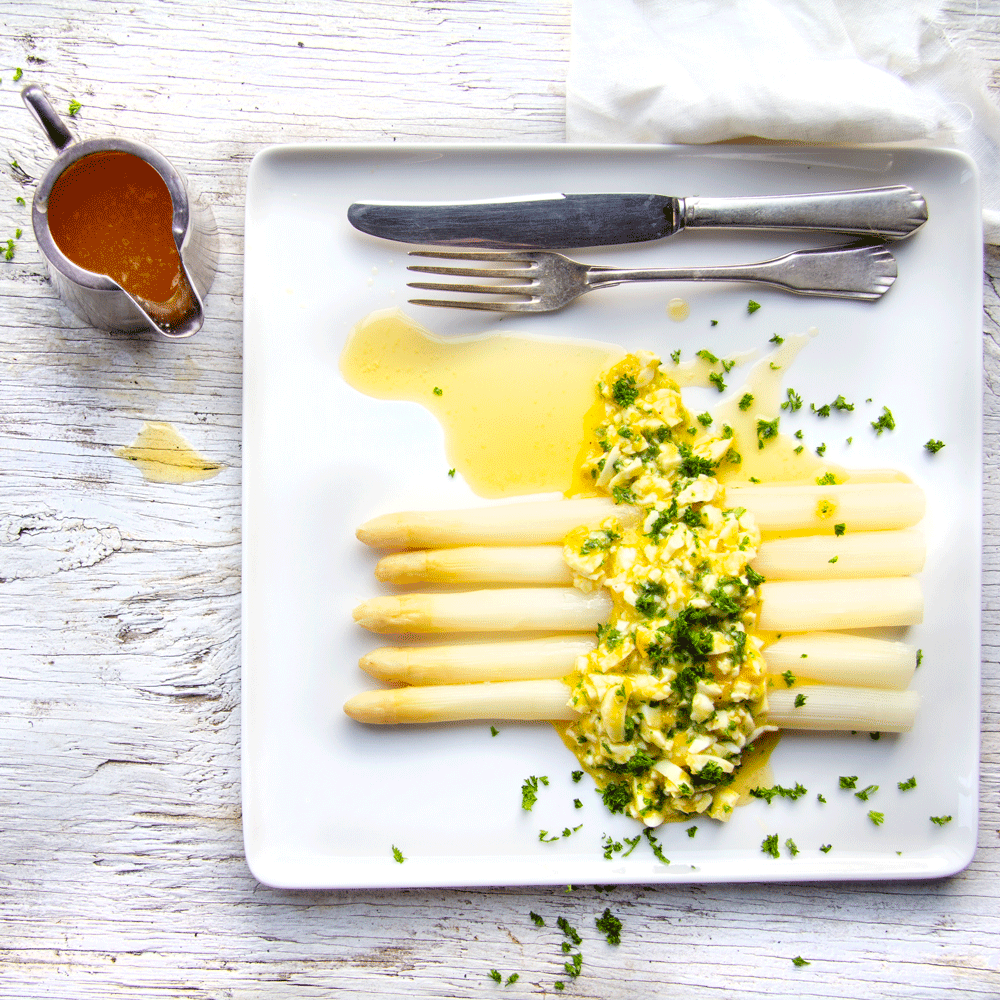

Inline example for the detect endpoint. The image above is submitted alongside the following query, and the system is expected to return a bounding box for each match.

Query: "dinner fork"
[406,242,897,312]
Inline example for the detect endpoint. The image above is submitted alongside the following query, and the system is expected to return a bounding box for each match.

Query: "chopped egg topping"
[562,351,772,826]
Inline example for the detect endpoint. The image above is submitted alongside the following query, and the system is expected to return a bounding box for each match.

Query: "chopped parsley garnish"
[563,953,583,979]
[832,394,854,411]
[739,392,754,411]
[770,362,781,370]
[539,830,559,842]
[792,956,811,967]
[769,333,784,344]
[828,556,838,564]
[611,374,639,407]
[750,783,807,804]
[643,828,670,864]
[785,838,799,857]
[448,468,456,477]
[819,843,832,852]
[925,439,945,453]
[794,693,807,707]
[521,775,549,811]
[611,485,637,505]
[596,908,622,945]
[16,196,25,206]
[839,775,858,789]
[930,815,953,826]
[747,299,761,314]
[506,974,519,986]
[793,445,803,454]
[816,472,837,485]
[530,911,545,926]
[898,776,917,791]
[871,406,895,435]
[817,794,827,804]
[392,845,405,863]
[489,970,501,983]
[573,798,583,809]
[708,371,726,392]
[916,649,923,667]
[781,670,796,687]
[710,319,719,327]
[572,770,584,783]
[696,349,718,364]
[854,784,878,801]
[794,429,803,439]
[868,810,885,826]
[686,825,697,838]
[554,984,565,991]
[761,833,780,858]
[13,67,23,82]
[756,417,779,449]
[834,523,846,536]
[811,402,831,418]
[815,442,826,457]
[432,386,443,395]
[621,833,641,855]
[676,443,717,478]
[68,99,82,117]
[870,731,881,740]
[601,781,632,814]
[491,726,499,737]
[670,349,681,363]
[781,388,803,412]
[696,411,713,426]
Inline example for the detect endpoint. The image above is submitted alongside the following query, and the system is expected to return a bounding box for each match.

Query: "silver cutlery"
[351,186,927,248]
[406,242,897,313]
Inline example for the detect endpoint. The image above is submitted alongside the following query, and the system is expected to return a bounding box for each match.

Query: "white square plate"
[242,143,982,889]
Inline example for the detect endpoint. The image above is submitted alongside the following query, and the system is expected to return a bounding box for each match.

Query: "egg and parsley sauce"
[561,351,772,826]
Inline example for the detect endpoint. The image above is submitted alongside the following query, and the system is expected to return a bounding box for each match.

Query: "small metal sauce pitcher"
[22,84,218,339]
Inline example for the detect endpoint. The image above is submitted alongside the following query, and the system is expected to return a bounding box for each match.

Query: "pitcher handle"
[22,84,75,152]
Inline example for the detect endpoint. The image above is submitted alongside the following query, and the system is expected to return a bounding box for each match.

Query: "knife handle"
[682,186,927,240]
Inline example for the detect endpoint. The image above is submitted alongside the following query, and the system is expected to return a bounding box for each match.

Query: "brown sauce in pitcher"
[47,151,183,303]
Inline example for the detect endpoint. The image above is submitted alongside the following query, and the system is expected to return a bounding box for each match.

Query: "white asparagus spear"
[343,678,919,732]
[353,578,922,634]
[359,632,917,690]
[375,529,925,585]
[356,484,925,549]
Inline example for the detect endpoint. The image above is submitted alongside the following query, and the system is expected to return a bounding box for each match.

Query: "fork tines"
[406,249,540,311]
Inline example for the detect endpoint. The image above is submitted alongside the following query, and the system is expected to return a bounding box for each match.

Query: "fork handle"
[682,186,926,239]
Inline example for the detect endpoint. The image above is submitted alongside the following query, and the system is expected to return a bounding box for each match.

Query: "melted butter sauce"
[340,308,623,498]
[116,422,223,484]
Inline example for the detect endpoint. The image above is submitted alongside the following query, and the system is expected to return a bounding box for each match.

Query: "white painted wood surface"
[0,1,997,996]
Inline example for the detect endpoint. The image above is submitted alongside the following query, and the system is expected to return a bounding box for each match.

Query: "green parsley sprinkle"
[916,649,923,668]
[792,956,811,967]
[13,67,23,82]
[839,775,858,789]
[785,837,799,857]
[710,319,718,326]
[930,815,953,826]
[898,776,917,791]
[747,299,761,314]
[696,348,718,364]
[68,99,82,116]
[815,442,826,456]
[571,770,583,783]
[573,798,582,809]
[782,670,796,687]
[794,445,803,454]
[817,794,827,804]
[868,810,885,826]
[595,907,622,945]
[769,333,784,344]
[925,439,945,453]
[490,726,499,737]
[761,833,780,858]
[782,389,803,412]
[794,693,807,707]
[816,472,837,485]
[16,196,25,206]
[521,775,548,811]
[739,392,754,411]
[820,843,832,852]
[834,523,846,536]
[433,386,443,395]
[855,784,878,802]
[530,911,545,926]
[670,349,681,363]
[506,974,519,986]
[871,406,895,435]
[770,362,781,370]
[708,371,726,392]
[686,825,697,838]
[696,411,713,426]
[489,970,501,983]
[828,556,838,564]
[392,845,405,863]
[756,417,779,449]
[448,468,456,477]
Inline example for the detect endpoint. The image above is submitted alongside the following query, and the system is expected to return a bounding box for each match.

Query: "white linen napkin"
[567,0,1000,243]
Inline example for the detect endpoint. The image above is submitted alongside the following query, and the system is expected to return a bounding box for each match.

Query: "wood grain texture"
[0,1,998,997]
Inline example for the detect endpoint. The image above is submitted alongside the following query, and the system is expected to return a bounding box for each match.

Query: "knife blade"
[347,186,927,249]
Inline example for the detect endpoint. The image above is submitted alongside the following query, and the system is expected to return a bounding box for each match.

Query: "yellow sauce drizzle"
[115,422,223,483]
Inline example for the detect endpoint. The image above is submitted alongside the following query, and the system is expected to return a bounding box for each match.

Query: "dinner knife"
[347,186,927,248]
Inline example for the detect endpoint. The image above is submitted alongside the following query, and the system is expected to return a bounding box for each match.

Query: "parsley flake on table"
[794,445,803,454]
[530,911,545,926]
[447,468,456,477]
[868,810,885,826]
[855,784,879,801]
[596,907,623,945]
[761,833,780,858]
[930,815,953,826]
[670,349,681,363]
[68,99,82,116]
[747,299,761,314]
[14,67,23,82]
[817,794,827,803]
[820,843,832,852]
[839,776,858,789]
[898,777,917,791]
[16,196,25,206]
[832,395,854,411]
[871,406,895,435]
[505,973,519,986]
[557,917,582,945]
[573,798,583,809]
[489,969,501,983]
[571,770,583,783]
[770,362,781,370]
[925,439,945,453]
[792,956,811,967]
[785,837,799,857]
[794,693,807,707]
[554,983,565,991]
[815,442,826,457]
[391,845,405,863]
[686,825,697,838]
[521,775,548,810]
[811,402,832,418]
[563,953,583,979]
[769,333,784,344]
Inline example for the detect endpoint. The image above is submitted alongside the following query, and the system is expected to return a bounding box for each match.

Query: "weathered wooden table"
[1,2,997,996]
